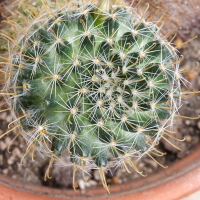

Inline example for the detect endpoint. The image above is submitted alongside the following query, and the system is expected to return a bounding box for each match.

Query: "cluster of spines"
[0,0,199,193]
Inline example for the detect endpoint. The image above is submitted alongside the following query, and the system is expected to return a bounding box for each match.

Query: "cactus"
[0,0,198,193]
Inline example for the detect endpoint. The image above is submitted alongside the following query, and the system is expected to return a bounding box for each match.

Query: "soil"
[0,0,200,191]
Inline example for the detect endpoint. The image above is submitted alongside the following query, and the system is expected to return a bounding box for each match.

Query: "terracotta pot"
[1,144,200,200]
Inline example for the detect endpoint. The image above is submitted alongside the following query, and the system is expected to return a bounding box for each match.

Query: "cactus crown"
[0,0,195,193]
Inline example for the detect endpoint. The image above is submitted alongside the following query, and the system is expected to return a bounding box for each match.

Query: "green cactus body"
[1,0,185,192]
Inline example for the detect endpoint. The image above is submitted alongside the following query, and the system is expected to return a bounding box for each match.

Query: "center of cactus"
[3,0,183,192]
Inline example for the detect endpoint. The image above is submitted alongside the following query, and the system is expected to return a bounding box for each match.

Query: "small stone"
[0,141,7,151]
[5,137,12,146]
[2,168,9,175]
[111,176,119,184]
[12,175,18,179]
[94,169,101,181]
[17,162,22,171]
[0,155,3,165]
[197,121,200,130]
[147,168,153,173]
[0,112,7,120]
[6,115,13,123]
[184,135,192,143]
[133,173,140,179]
[12,147,21,158]
[78,179,85,190]
[185,120,191,125]
[174,37,183,50]
[187,71,197,81]
[120,168,126,173]
[85,180,98,187]
[138,162,145,169]
[144,159,158,169]
[7,156,15,165]
[89,180,97,186]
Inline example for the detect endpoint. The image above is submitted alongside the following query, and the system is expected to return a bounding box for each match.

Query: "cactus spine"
[0,0,197,192]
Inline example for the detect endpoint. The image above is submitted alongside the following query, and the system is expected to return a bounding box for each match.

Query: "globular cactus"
[0,0,198,192]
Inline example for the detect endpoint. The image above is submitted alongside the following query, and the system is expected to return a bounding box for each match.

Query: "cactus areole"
[1,0,190,193]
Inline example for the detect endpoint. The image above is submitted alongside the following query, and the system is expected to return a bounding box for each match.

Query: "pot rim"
[1,144,200,200]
